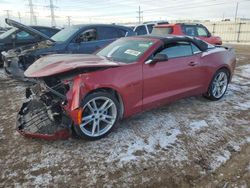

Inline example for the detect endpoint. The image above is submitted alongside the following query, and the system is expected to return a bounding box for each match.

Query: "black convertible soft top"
[142,34,210,51]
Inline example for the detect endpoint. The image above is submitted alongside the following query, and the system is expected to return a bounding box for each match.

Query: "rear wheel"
[205,69,229,101]
[74,91,120,140]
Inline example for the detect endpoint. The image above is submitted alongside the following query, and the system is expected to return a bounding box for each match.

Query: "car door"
[143,42,205,110]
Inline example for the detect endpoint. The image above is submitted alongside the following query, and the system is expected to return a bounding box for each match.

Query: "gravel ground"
[0,44,249,187]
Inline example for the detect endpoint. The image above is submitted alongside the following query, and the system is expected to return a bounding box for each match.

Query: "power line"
[4,10,11,19]
[18,12,22,23]
[66,16,71,26]
[27,0,37,25]
[136,6,143,24]
[47,0,57,27]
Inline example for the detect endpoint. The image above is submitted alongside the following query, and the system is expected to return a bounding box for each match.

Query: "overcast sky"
[0,0,250,27]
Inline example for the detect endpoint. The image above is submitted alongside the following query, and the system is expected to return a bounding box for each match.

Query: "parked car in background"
[152,23,222,45]
[17,35,236,140]
[0,27,8,35]
[0,19,60,64]
[133,21,169,35]
[2,20,135,80]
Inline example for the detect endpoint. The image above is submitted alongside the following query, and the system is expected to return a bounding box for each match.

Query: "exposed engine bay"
[17,77,72,140]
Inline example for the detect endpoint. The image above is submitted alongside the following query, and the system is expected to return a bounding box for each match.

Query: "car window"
[196,26,208,37]
[16,31,35,40]
[97,38,155,63]
[158,42,193,59]
[97,27,125,40]
[135,25,147,35]
[76,28,97,42]
[151,27,173,35]
[182,26,197,36]
[51,27,79,42]
[36,28,59,37]
[147,24,154,33]
[116,28,127,37]
[191,43,202,54]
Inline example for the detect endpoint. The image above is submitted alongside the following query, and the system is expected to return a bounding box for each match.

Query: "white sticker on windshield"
[124,49,141,56]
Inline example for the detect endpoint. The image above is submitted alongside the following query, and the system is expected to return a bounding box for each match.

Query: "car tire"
[205,69,229,101]
[73,91,120,140]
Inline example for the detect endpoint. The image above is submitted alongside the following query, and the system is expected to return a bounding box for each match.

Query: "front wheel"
[205,69,229,101]
[74,91,120,140]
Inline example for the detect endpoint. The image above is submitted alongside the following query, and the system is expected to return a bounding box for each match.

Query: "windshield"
[97,38,155,63]
[152,27,173,35]
[0,27,17,39]
[51,27,79,42]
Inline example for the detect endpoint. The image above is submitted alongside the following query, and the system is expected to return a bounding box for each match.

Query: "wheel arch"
[84,87,125,119]
[216,66,231,80]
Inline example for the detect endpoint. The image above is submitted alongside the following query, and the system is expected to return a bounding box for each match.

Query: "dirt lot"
[0,45,249,187]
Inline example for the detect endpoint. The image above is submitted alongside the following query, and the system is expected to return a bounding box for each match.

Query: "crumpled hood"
[25,54,126,78]
[5,18,54,42]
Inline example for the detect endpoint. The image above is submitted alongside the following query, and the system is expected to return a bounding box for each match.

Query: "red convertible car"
[17,35,236,140]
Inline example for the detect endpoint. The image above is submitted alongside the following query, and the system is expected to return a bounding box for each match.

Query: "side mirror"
[145,53,168,64]
[153,53,168,62]
[207,32,212,37]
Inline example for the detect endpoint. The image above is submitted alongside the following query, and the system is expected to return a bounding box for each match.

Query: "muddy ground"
[0,45,249,187]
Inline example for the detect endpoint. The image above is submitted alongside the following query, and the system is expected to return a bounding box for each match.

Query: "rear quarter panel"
[200,47,236,88]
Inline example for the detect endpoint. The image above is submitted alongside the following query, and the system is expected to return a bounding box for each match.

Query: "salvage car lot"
[0,45,249,187]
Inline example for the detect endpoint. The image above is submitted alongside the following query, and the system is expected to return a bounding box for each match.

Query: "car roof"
[70,24,132,31]
[154,24,176,28]
[135,34,209,51]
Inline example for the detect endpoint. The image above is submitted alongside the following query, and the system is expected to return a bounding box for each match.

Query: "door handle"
[188,62,198,66]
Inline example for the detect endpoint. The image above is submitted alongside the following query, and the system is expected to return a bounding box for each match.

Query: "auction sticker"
[124,49,141,56]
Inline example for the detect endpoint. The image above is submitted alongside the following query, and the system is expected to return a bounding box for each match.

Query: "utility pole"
[18,12,22,23]
[235,2,239,22]
[47,0,57,27]
[4,10,11,19]
[28,0,37,25]
[66,16,71,27]
[136,6,143,24]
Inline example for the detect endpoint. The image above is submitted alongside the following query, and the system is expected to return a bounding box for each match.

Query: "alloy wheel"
[212,71,228,98]
[80,96,117,137]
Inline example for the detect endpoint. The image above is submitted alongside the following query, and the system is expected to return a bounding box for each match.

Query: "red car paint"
[25,36,236,127]
[17,128,71,141]
[153,23,222,45]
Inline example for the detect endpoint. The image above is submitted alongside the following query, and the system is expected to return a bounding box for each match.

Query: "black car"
[2,19,135,80]
[0,21,60,64]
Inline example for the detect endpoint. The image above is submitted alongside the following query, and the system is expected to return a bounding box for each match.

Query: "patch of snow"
[107,127,181,163]
[234,101,250,110]
[210,150,231,170]
[189,120,208,133]
[238,64,250,78]
[33,173,52,186]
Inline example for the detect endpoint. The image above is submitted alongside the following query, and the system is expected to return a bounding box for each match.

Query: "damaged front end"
[17,78,72,140]
[2,40,54,80]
